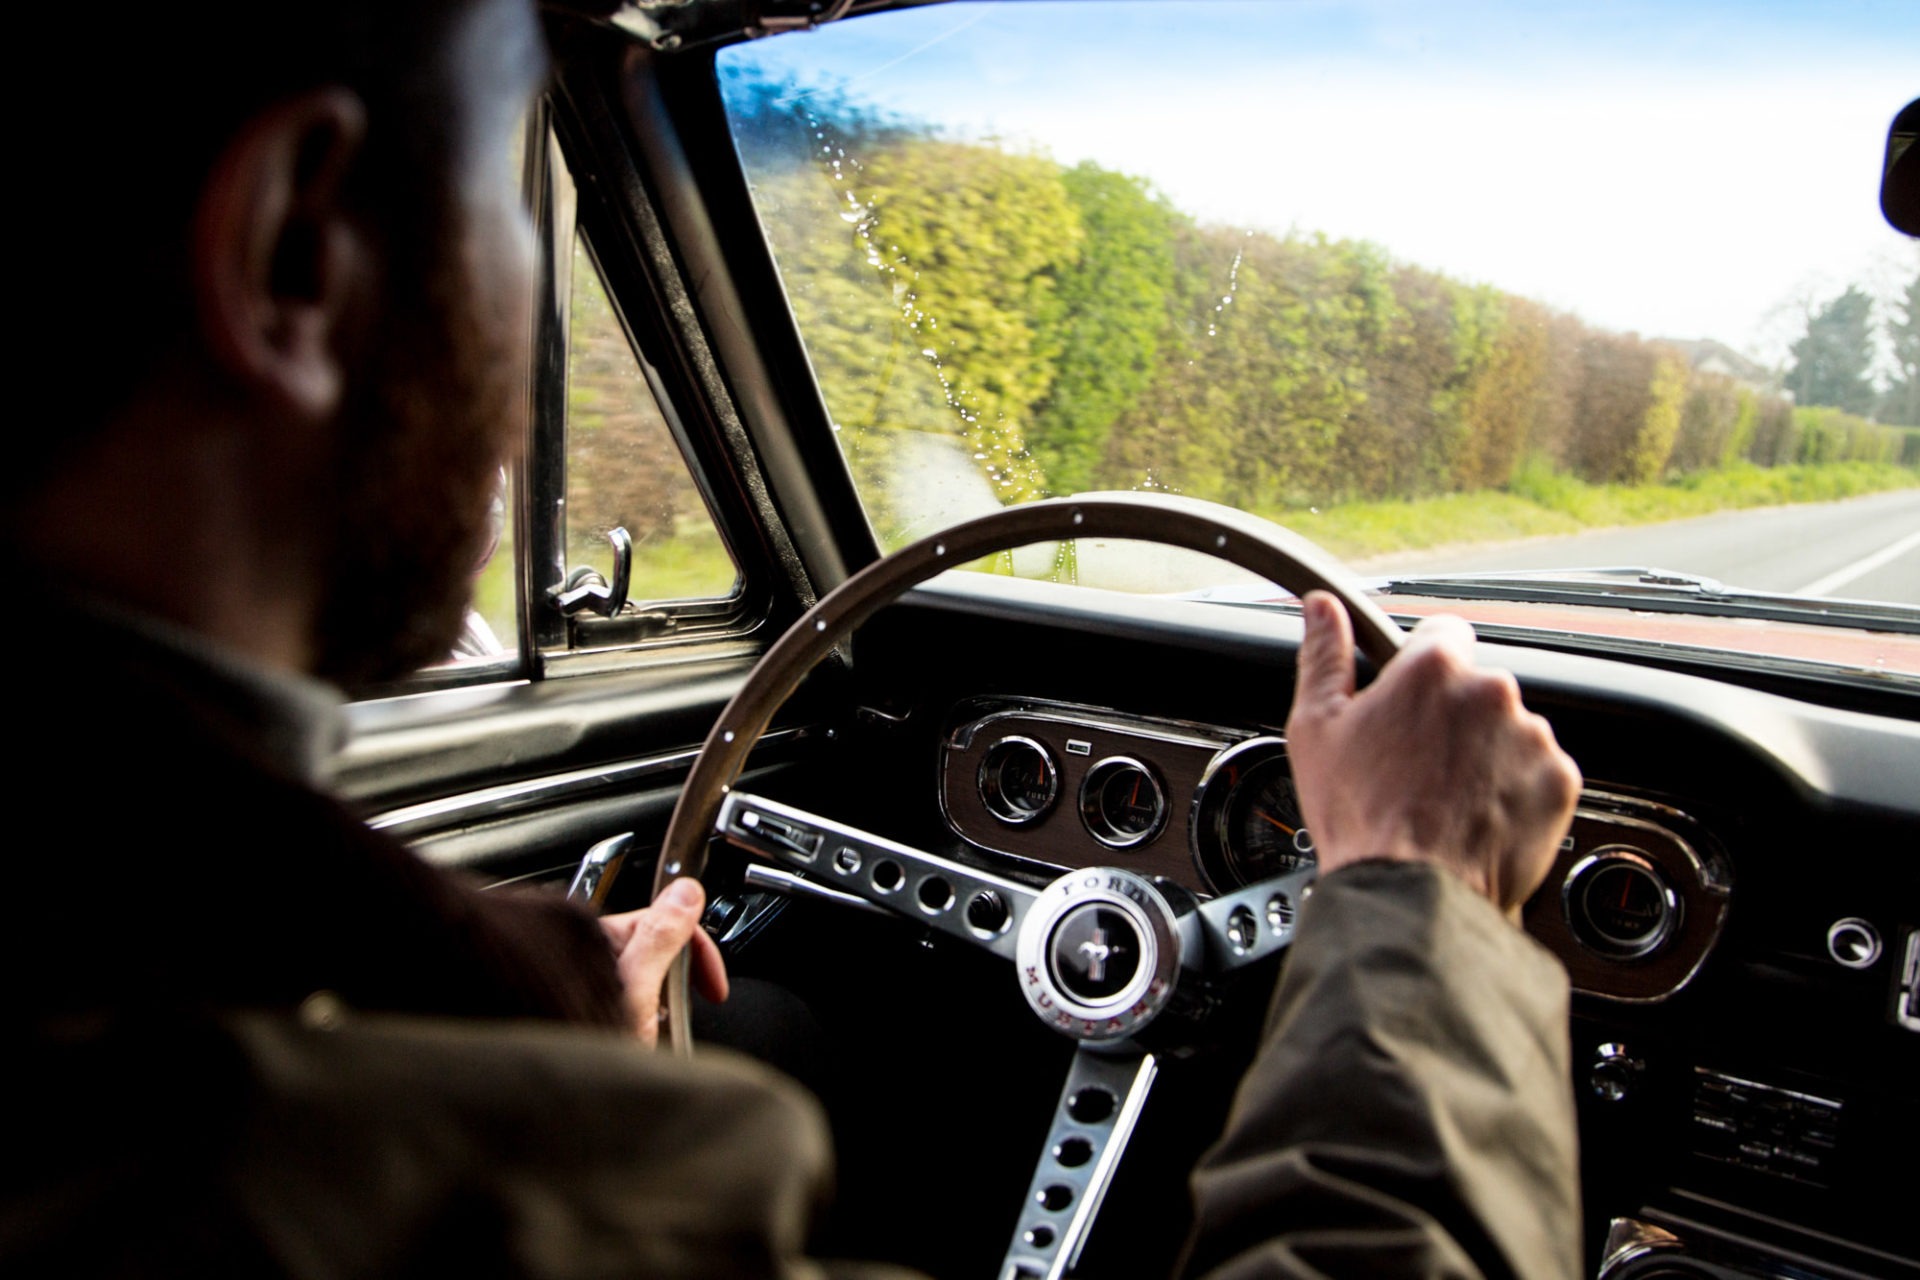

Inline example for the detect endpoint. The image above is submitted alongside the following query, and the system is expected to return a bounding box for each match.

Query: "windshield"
[716,0,1920,678]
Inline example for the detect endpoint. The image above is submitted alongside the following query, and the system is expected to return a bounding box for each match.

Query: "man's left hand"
[600,878,731,1046]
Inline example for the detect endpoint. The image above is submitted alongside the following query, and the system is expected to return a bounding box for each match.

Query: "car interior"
[337,3,1920,1277]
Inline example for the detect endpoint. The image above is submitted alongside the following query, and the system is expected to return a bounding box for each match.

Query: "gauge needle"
[1255,810,1297,837]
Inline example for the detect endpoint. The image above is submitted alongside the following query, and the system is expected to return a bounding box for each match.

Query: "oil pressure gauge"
[1564,847,1680,959]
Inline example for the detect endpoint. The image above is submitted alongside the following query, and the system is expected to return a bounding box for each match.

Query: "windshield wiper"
[1377,567,1920,636]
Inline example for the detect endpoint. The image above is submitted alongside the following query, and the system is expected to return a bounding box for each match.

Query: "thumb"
[1292,591,1356,718]
[655,876,705,916]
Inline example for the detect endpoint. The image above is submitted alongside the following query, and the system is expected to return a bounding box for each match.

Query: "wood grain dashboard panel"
[940,700,1243,894]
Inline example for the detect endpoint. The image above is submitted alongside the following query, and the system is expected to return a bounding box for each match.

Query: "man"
[8,0,716,1041]
[5,1,1580,1276]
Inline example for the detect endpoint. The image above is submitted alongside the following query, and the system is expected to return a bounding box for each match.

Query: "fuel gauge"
[1564,848,1679,959]
[978,736,1059,826]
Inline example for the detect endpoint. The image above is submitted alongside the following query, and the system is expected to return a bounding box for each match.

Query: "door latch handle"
[568,832,632,909]
[552,526,632,617]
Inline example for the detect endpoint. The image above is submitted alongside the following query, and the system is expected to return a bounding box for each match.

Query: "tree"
[1026,165,1179,496]
[1881,272,1920,426]
[1785,286,1875,415]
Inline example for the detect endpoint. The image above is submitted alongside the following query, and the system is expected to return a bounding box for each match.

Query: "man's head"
[19,0,547,684]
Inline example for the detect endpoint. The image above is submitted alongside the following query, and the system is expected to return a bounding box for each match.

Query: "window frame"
[521,76,809,678]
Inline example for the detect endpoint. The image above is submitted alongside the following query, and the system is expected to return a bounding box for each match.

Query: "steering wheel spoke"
[997,1046,1158,1280]
[716,791,1038,959]
[1193,865,1319,972]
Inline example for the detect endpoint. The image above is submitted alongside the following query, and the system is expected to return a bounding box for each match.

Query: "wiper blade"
[1378,567,1920,636]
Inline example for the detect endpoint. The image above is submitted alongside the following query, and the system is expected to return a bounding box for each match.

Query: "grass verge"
[1259,461,1920,561]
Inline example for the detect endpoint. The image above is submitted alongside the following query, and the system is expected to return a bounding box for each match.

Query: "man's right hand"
[1285,591,1581,919]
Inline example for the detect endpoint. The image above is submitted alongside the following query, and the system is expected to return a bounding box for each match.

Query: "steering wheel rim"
[638,492,1404,1054]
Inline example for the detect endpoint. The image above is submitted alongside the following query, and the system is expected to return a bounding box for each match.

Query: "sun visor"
[1885,99,1918,235]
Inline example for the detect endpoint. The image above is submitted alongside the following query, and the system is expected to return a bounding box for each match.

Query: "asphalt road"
[890,430,1920,606]
[1350,487,1920,607]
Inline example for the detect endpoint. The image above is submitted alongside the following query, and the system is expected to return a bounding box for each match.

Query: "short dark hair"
[19,1,496,497]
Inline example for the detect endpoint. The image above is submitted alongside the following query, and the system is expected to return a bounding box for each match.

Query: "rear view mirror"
[1886,99,1918,235]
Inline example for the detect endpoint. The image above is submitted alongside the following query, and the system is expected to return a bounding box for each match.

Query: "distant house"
[1655,338,1780,395]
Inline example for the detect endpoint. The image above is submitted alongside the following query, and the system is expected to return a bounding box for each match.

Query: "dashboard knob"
[1589,1042,1645,1103]
[1826,917,1881,969]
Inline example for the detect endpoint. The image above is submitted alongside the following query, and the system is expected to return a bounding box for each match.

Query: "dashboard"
[938,695,1731,1005]
[834,578,1920,1277]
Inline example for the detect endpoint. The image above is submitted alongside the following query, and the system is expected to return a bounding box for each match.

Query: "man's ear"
[193,89,371,422]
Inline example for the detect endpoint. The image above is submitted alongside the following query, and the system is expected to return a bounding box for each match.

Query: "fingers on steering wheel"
[1291,590,1357,718]
[688,921,730,1004]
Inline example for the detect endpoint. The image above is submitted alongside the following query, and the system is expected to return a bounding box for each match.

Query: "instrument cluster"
[940,697,1730,1002]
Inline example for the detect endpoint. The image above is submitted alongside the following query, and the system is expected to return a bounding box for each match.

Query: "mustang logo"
[1078,927,1125,983]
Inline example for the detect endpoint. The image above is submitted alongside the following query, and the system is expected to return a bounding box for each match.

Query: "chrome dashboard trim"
[1554,799,1730,1004]
[945,698,1248,755]
[369,726,809,840]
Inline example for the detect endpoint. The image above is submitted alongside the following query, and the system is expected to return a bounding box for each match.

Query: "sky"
[722,0,1919,368]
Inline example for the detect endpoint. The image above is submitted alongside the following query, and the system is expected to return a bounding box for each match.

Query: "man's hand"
[1286,591,1581,919]
[599,878,731,1046]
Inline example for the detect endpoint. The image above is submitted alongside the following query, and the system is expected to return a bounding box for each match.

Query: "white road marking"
[1794,527,1920,598]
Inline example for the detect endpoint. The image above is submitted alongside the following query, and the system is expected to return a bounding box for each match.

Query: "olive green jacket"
[1181,860,1581,1279]
[7,864,1576,1279]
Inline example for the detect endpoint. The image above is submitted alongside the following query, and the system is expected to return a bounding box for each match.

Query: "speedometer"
[1192,737,1316,891]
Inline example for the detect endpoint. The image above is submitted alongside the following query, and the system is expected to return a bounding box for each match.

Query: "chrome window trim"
[369,726,810,841]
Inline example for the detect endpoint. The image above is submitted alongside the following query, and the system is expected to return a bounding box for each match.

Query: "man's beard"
[309,231,525,688]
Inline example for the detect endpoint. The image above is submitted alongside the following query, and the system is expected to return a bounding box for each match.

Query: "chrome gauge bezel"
[1562,846,1682,960]
[1189,736,1314,893]
[1078,756,1168,849]
[977,735,1061,827]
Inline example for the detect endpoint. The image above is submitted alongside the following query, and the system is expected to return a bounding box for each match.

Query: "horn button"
[1016,868,1185,1041]
[1050,906,1143,1002]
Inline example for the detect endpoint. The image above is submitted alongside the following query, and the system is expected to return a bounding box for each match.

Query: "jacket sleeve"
[1180,860,1581,1280]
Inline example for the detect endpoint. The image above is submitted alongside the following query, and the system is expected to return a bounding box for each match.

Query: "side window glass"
[565,235,739,607]
[452,477,515,661]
